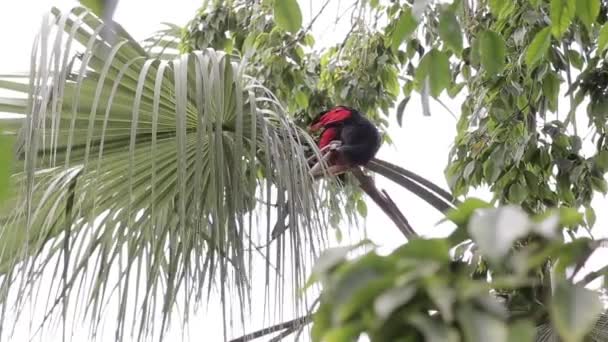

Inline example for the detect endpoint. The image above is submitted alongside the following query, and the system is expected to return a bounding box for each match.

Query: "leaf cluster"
[310,199,605,342]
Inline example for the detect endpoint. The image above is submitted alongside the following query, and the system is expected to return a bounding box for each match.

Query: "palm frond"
[141,22,183,60]
[0,6,334,340]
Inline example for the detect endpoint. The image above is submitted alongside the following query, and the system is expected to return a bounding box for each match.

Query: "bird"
[307,106,382,178]
[270,106,382,240]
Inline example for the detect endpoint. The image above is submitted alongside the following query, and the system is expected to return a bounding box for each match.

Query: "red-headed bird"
[308,106,382,178]
[270,106,382,240]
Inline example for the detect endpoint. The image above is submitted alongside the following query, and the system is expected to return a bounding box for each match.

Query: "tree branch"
[371,158,458,205]
[272,158,453,241]
[576,264,608,286]
[268,321,305,342]
[366,159,457,213]
[352,168,417,239]
[229,315,312,342]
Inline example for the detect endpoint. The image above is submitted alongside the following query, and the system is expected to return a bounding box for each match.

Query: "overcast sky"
[1,1,608,341]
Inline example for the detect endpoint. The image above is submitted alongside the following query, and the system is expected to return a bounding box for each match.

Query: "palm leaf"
[141,22,183,60]
[0,6,334,340]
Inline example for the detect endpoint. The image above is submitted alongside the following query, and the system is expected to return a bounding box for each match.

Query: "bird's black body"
[311,106,382,168]
[332,109,382,166]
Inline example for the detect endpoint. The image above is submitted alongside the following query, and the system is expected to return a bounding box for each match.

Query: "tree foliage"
[309,201,604,342]
[175,0,608,340]
[296,0,608,341]
[2,0,608,341]
[443,0,608,218]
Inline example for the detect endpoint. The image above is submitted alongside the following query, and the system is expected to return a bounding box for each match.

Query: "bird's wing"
[309,107,352,131]
[318,127,339,148]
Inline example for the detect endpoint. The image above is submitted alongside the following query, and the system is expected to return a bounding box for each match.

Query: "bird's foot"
[328,140,342,150]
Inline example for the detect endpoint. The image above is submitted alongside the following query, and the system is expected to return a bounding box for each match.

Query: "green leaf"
[592,176,608,193]
[396,96,411,126]
[488,0,503,16]
[392,238,451,263]
[576,0,600,28]
[382,68,400,96]
[596,150,608,170]
[425,281,456,322]
[507,182,528,204]
[542,72,561,112]
[598,23,608,52]
[321,324,361,342]
[446,198,493,226]
[551,0,576,38]
[525,27,552,66]
[448,82,465,98]
[552,239,594,276]
[559,207,584,227]
[311,246,358,279]
[79,0,105,16]
[333,259,394,322]
[438,10,463,54]
[463,160,475,179]
[295,90,309,108]
[470,38,481,67]
[303,34,315,46]
[310,241,373,281]
[374,286,416,320]
[409,314,460,342]
[0,128,14,202]
[550,283,602,342]
[468,206,531,263]
[274,0,303,34]
[459,307,508,342]
[415,49,451,97]
[508,320,536,342]
[391,9,418,52]
[479,30,506,76]
[356,199,368,217]
[488,0,516,20]
[585,206,596,228]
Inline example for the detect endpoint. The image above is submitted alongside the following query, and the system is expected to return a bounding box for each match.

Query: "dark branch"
[381,189,416,235]
[576,264,608,286]
[352,168,417,239]
[268,321,304,342]
[366,159,456,214]
[229,315,312,342]
[371,158,458,205]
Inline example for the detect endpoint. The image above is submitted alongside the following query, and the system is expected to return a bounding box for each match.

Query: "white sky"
[1,1,608,341]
